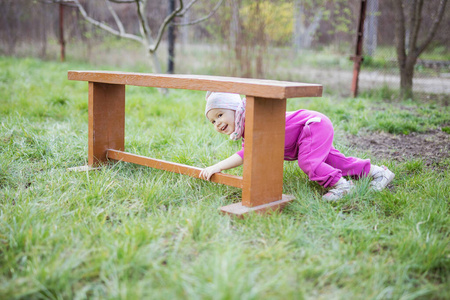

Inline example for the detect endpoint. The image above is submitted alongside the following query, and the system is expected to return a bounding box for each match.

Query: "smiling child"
[199,92,395,201]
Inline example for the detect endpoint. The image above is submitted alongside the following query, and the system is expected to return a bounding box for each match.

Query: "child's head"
[205,92,242,136]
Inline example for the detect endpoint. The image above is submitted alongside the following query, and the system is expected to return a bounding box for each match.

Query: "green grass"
[1,56,449,299]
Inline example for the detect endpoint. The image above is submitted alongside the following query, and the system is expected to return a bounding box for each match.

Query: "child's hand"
[199,165,222,181]
[199,154,243,181]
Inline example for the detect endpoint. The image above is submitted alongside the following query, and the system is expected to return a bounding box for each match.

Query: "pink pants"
[296,114,371,188]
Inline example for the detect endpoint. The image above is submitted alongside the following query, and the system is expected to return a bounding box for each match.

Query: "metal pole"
[350,0,367,97]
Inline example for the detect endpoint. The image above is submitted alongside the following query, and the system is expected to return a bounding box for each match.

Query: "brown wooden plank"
[69,71,322,99]
[89,82,125,166]
[107,149,244,189]
[220,194,295,217]
[241,96,286,207]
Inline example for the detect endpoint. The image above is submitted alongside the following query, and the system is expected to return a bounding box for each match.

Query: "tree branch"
[177,0,199,16]
[63,0,221,56]
[146,0,184,53]
[408,0,423,56]
[416,0,448,56]
[109,0,135,3]
[38,0,77,7]
[73,0,142,43]
[135,0,150,43]
[305,8,323,37]
[174,0,224,26]
[105,0,125,35]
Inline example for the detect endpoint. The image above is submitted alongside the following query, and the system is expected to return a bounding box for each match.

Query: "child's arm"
[199,153,243,181]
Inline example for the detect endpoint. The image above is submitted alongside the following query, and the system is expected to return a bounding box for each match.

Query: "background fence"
[1,0,448,96]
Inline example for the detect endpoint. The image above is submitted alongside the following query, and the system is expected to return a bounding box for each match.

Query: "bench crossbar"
[107,149,243,189]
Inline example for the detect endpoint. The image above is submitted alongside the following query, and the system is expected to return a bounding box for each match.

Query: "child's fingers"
[200,167,220,181]
[199,169,210,180]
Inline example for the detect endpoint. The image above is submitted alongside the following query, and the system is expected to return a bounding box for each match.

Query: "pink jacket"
[236,109,327,161]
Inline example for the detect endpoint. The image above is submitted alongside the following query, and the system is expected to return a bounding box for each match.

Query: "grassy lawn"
[0,56,449,299]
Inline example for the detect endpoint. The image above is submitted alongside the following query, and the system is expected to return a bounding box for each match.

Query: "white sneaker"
[370,165,395,191]
[323,180,355,202]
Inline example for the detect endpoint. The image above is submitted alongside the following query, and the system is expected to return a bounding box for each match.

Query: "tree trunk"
[255,2,265,77]
[180,9,190,49]
[293,0,304,51]
[293,0,323,51]
[59,3,66,62]
[230,0,242,75]
[400,56,416,99]
[149,51,163,73]
[364,0,378,56]
[394,0,448,100]
[230,0,240,49]
[167,0,176,74]
[40,4,48,58]
[148,49,167,94]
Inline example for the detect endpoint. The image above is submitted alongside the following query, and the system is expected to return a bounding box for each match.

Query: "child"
[199,92,395,201]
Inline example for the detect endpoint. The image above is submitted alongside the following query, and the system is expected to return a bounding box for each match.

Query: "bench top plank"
[68,71,322,99]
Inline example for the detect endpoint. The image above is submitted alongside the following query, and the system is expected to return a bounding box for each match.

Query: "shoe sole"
[372,168,395,191]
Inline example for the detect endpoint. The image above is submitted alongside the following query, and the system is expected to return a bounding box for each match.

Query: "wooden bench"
[68,71,323,216]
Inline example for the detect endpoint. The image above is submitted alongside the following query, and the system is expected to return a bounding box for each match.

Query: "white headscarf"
[205,91,246,141]
[205,91,242,116]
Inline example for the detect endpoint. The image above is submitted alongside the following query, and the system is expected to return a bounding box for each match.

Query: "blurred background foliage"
[0,0,448,96]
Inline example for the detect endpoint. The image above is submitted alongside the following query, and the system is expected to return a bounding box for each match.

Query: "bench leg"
[220,96,295,216]
[88,82,125,167]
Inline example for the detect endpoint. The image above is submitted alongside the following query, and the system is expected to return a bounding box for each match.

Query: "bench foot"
[220,194,295,217]
[68,165,102,172]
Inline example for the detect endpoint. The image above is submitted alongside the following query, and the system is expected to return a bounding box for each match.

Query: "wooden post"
[242,96,286,206]
[220,96,294,216]
[88,82,125,166]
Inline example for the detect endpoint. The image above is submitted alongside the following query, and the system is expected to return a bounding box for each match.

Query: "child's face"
[206,108,236,135]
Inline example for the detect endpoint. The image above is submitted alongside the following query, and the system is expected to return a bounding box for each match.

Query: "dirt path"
[286,68,450,94]
[359,71,450,94]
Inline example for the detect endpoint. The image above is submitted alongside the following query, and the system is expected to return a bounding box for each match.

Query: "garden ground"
[0,56,449,299]
[348,129,449,168]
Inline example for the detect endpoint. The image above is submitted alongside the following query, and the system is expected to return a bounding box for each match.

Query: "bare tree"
[169,0,224,73]
[393,0,448,99]
[51,0,223,73]
[364,0,378,56]
[293,0,323,51]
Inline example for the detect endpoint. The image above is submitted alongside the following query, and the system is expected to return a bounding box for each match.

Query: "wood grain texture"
[69,71,322,99]
[107,149,244,188]
[89,82,125,166]
[242,96,286,207]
